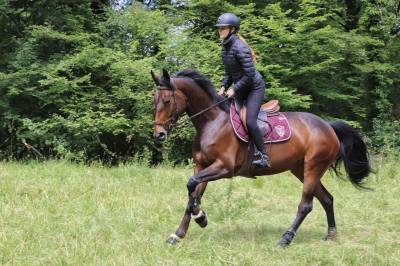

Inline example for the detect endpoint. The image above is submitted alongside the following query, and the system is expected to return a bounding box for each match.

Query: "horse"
[151,68,371,247]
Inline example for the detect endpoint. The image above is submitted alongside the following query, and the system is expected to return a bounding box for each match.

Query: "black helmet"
[215,13,240,30]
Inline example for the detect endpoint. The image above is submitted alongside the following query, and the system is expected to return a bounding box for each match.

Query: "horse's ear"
[151,70,160,86]
[162,68,170,83]
[161,68,175,90]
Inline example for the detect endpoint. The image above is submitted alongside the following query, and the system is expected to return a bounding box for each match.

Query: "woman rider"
[216,13,271,168]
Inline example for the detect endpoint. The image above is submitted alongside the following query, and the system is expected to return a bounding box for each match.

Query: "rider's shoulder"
[233,38,250,53]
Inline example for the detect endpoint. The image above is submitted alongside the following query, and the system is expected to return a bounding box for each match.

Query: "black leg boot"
[252,147,271,168]
[248,114,271,168]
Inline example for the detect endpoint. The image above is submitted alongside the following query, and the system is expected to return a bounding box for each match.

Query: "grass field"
[0,158,399,265]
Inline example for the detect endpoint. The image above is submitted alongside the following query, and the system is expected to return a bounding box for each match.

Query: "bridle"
[153,85,179,133]
[154,79,231,132]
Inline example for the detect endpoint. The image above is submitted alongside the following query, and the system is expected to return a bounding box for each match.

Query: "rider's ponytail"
[238,35,258,64]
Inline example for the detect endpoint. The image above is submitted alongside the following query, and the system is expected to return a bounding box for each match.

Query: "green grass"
[0,159,399,265]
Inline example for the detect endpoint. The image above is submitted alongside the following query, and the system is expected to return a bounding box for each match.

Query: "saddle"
[236,100,280,132]
[230,99,291,144]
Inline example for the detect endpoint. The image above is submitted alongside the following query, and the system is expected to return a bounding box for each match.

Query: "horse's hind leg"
[278,176,316,247]
[314,183,337,240]
[290,164,337,241]
[279,160,332,247]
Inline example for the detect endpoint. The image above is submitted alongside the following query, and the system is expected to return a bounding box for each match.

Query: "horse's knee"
[187,176,199,194]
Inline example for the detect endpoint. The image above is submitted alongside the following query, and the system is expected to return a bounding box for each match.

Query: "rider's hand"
[218,86,225,96]
[226,88,235,98]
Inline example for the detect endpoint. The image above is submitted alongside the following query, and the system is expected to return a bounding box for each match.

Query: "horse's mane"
[174,69,229,112]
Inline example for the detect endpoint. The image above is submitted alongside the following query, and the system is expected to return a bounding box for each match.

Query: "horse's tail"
[329,121,371,189]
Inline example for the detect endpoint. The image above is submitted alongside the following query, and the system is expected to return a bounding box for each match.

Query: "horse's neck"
[176,78,228,132]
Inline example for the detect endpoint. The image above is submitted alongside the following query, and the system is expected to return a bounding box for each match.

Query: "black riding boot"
[252,147,271,168]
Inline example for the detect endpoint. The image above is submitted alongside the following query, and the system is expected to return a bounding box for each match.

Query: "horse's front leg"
[187,160,233,195]
[166,160,233,245]
[166,182,208,245]
[186,159,233,223]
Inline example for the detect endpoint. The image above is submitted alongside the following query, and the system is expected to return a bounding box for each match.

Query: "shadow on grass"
[201,223,325,244]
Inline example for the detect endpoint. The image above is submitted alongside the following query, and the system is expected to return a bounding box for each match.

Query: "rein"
[187,97,231,120]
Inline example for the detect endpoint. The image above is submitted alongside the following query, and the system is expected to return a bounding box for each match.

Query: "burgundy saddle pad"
[230,102,291,143]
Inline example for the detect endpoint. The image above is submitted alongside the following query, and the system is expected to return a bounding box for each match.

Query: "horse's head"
[151,69,186,141]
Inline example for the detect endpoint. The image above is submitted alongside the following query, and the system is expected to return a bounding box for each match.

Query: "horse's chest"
[192,135,218,165]
[193,116,229,165]
[199,139,217,153]
[199,124,221,149]
[198,135,222,164]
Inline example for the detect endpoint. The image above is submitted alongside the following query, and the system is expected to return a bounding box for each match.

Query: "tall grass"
[0,158,399,265]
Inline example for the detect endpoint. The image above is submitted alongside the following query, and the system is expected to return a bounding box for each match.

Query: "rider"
[216,12,271,168]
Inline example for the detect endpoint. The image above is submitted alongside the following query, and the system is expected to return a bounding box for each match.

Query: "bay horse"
[151,69,371,247]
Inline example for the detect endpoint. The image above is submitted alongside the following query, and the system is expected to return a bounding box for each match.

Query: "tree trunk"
[344,0,362,30]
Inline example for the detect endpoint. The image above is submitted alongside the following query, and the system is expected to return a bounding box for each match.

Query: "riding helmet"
[215,13,240,30]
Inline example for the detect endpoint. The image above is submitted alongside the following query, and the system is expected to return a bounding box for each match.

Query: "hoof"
[278,239,290,248]
[191,210,208,228]
[278,230,296,248]
[166,234,181,245]
[324,227,337,241]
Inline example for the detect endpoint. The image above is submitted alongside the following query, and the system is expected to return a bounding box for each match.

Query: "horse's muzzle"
[154,124,168,142]
[154,131,167,142]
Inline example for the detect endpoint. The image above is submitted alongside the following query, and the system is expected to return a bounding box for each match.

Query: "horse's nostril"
[157,132,166,141]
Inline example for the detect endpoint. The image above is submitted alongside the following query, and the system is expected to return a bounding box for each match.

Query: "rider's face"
[218,26,232,39]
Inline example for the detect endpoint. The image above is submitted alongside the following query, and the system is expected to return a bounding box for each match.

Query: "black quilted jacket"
[221,33,264,95]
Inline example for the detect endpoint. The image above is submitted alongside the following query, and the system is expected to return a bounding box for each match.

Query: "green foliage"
[0,0,399,163]
[100,3,168,57]
[370,118,400,156]
[0,2,164,162]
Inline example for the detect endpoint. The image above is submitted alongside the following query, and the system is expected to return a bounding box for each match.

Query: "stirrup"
[252,150,271,168]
